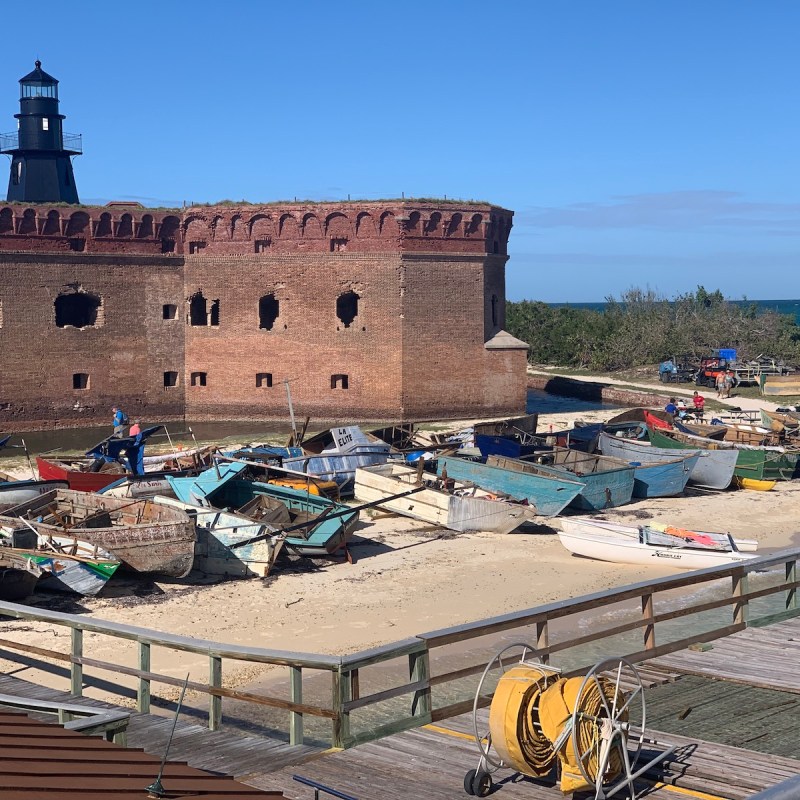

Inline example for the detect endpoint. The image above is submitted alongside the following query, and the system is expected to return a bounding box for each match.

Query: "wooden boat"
[155,497,285,578]
[596,431,736,490]
[0,489,195,577]
[0,478,69,509]
[282,426,397,497]
[558,518,757,568]
[648,427,799,482]
[354,463,537,534]
[675,421,729,440]
[434,455,584,517]
[626,454,698,498]
[606,408,674,428]
[487,449,636,511]
[168,463,359,557]
[733,477,777,492]
[560,516,758,552]
[0,550,42,600]
[0,526,120,596]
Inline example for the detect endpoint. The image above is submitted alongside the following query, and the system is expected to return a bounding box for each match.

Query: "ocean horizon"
[545,298,800,324]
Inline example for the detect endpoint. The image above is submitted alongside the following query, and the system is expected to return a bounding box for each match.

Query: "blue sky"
[1,1,798,302]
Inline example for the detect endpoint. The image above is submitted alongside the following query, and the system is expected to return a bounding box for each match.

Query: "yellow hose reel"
[464,645,676,799]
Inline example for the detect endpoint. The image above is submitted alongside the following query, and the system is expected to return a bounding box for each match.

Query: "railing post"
[786,560,797,612]
[536,620,549,664]
[409,648,431,721]
[289,666,303,746]
[733,570,750,625]
[331,668,351,749]
[209,655,222,731]
[137,641,151,714]
[642,592,656,651]
[70,628,83,697]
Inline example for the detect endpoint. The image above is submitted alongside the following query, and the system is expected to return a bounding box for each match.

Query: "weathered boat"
[473,414,542,459]
[486,449,636,511]
[0,489,195,577]
[168,463,359,557]
[155,496,285,578]
[0,526,120,596]
[354,463,537,534]
[596,431,735,491]
[434,455,584,517]
[558,518,757,569]
[648,427,799,481]
[0,478,69,509]
[217,453,341,499]
[281,426,398,498]
[0,550,42,600]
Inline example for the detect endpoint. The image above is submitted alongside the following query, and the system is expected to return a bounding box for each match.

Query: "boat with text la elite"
[0,489,195,577]
[354,463,537,534]
[558,517,757,569]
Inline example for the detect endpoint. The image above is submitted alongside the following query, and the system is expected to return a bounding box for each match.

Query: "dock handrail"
[0,547,797,749]
[293,775,359,800]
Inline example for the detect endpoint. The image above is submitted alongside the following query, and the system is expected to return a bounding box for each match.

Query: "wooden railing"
[0,547,797,749]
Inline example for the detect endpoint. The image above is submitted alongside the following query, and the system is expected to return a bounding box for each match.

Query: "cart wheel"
[463,769,477,795]
[471,770,493,797]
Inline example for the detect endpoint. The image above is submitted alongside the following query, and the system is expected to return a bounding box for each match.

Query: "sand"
[2,400,799,708]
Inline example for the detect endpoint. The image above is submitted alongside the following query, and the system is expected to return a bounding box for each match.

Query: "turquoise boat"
[168,463,359,557]
[435,456,584,517]
[625,454,699,498]
[487,448,636,511]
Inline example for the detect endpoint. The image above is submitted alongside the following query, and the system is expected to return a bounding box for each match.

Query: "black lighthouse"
[1,61,81,204]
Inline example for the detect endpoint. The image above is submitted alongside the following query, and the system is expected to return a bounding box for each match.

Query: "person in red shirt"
[692,391,705,420]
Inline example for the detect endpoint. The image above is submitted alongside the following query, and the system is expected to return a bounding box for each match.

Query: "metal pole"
[285,379,299,445]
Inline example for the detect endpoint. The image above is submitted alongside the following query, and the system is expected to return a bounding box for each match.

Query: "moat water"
[0,388,618,458]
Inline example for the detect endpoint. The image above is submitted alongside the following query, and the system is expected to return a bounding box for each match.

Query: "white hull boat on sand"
[354,463,537,534]
[558,517,757,569]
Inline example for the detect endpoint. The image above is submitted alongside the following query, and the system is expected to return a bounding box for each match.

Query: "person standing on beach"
[111,406,128,438]
[715,372,726,399]
[724,370,736,399]
[692,391,705,419]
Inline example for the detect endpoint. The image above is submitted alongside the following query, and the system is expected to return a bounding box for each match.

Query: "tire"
[464,770,477,796]
[472,771,493,798]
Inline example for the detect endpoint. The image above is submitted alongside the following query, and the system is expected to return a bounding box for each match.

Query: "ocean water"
[548,298,800,324]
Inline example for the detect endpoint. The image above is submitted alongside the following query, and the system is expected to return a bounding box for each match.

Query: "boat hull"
[435,456,583,517]
[0,479,70,508]
[628,455,698,498]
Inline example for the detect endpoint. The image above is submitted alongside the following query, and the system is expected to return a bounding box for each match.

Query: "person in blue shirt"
[111,406,127,438]
[664,398,678,417]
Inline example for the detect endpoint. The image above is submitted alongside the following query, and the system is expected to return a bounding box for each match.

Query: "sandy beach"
[2,400,799,710]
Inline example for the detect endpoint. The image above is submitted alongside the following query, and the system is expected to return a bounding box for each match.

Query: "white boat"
[597,431,737,490]
[558,517,757,569]
[354,463,537,534]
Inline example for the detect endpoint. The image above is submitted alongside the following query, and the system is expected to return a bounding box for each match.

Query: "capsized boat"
[282,426,399,497]
[435,455,584,517]
[354,463,537,534]
[155,496,285,578]
[0,489,195,577]
[557,518,757,569]
[168,462,359,557]
[487,448,636,511]
[596,431,735,491]
[0,526,120,596]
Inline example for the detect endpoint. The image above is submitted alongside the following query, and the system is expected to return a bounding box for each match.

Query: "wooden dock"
[5,621,800,799]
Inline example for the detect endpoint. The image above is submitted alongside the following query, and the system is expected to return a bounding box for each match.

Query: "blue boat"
[625,453,699,498]
[487,448,636,511]
[168,463,359,557]
[435,456,584,517]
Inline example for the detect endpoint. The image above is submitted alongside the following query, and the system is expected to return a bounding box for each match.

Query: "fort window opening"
[255,239,271,253]
[42,118,49,131]
[161,239,176,253]
[190,371,207,387]
[69,238,85,252]
[163,371,178,388]
[72,373,89,390]
[163,304,177,320]
[55,291,102,329]
[189,241,207,254]
[491,294,499,327]
[330,237,348,252]
[256,372,273,388]
[189,293,219,326]
[95,212,112,237]
[331,374,349,390]
[336,291,359,328]
[259,294,279,330]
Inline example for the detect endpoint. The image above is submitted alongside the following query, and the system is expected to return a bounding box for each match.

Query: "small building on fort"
[0,64,527,431]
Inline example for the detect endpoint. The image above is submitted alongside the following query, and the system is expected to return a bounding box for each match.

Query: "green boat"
[648,427,798,482]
